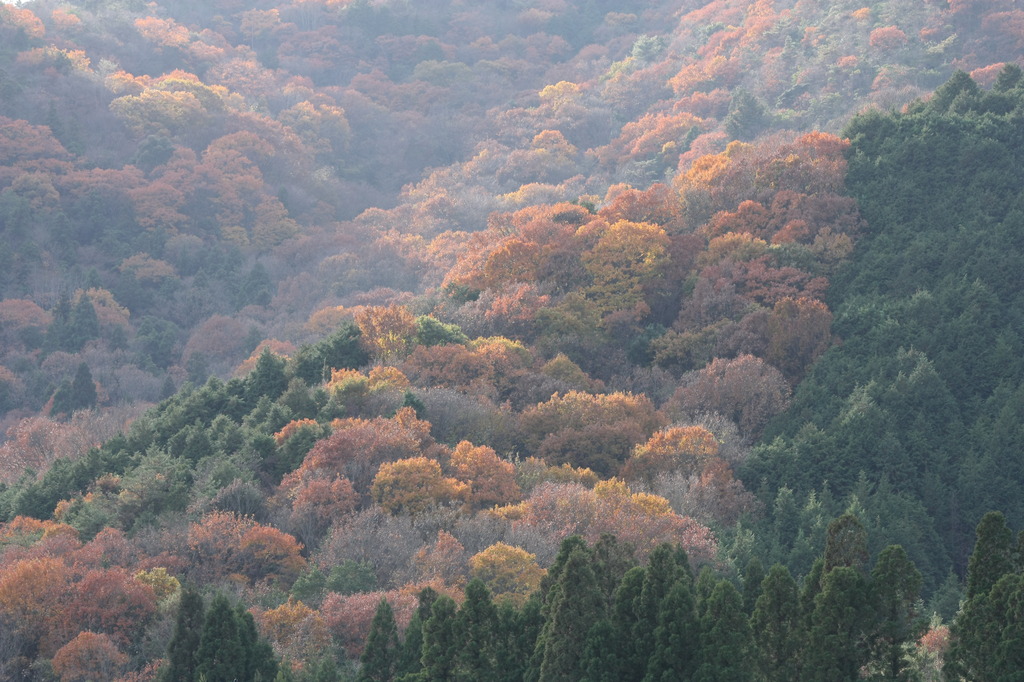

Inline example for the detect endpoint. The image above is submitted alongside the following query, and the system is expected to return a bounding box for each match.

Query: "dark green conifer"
[644,579,700,682]
[51,362,97,415]
[965,511,1014,599]
[750,564,800,682]
[823,512,869,574]
[804,567,873,682]
[162,588,204,682]
[196,594,246,682]
[422,595,459,681]
[742,556,765,615]
[359,598,400,682]
[869,545,923,681]
[695,580,753,682]
[455,579,498,681]
[536,547,604,682]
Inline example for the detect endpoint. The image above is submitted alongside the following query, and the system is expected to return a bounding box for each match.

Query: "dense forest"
[2,0,1024,679]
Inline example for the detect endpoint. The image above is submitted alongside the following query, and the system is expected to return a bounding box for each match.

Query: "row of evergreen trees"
[153,509,1021,681]
[354,515,924,682]
[358,510,1023,682]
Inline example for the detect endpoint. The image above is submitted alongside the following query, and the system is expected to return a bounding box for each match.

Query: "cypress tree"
[609,566,647,681]
[455,579,498,681]
[869,545,923,681]
[695,580,753,682]
[965,511,1014,599]
[823,513,869,574]
[162,588,204,682]
[804,567,873,682]
[536,547,604,682]
[496,595,542,682]
[635,544,691,672]
[742,556,765,615]
[946,513,1019,680]
[360,598,400,682]
[396,588,436,680]
[644,579,700,682]
[750,565,800,682]
[237,604,278,681]
[195,594,246,682]
[422,596,459,681]
[580,618,624,682]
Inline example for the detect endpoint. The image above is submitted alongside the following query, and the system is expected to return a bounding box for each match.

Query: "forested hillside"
[2,0,1024,679]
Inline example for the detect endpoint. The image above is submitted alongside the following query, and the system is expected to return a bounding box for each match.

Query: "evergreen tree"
[69,294,100,348]
[44,291,73,353]
[750,564,800,682]
[536,546,605,682]
[694,580,753,682]
[496,595,542,682]
[634,544,690,677]
[965,511,1014,599]
[608,566,647,681]
[592,534,638,606]
[422,596,459,681]
[360,598,400,682]
[804,567,873,682]
[724,89,768,141]
[823,512,869,574]
[742,556,765,615]
[869,545,923,681]
[246,347,289,404]
[162,588,204,682]
[396,588,437,680]
[196,594,246,682]
[237,604,278,681]
[580,618,624,682]
[51,362,97,415]
[395,610,424,681]
[946,513,1019,680]
[644,579,700,682]
[455,579,498,681]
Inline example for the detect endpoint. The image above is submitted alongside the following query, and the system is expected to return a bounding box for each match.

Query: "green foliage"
[50,362,97,416]
[413,316,468,347]
[162,588,204,682]
[359,599,400,682]
[291,323,369,385]
[745,67,1024,578]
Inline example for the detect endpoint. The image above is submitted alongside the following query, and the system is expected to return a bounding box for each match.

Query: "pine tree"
[162,588,204,682]
[360,598,400,682]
